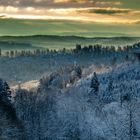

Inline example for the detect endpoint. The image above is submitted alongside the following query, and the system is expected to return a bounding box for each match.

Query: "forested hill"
[1,61,140,139]
[0,35,140,50]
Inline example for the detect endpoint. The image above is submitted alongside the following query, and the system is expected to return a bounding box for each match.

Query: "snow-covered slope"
[11,80,39,91]
[12,62,140,140]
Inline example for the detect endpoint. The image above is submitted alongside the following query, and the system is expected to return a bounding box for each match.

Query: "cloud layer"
[0,0,139,24]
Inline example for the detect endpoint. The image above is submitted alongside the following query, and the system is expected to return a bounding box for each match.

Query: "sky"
[0,0,140,37]
[0,0,140,36]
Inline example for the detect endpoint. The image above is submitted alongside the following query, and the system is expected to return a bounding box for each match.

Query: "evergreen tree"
[108,76,114,93]
[74,65,82,79]
[102,76,115,103]
[90,72,99,94]
[0,79,11,103]
[75,44,81,53]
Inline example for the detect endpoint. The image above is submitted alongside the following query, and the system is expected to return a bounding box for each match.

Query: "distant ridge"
[0,35,140,39]
[0,35,140,51]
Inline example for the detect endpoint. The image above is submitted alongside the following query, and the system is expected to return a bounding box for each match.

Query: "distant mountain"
[0,35,140,50]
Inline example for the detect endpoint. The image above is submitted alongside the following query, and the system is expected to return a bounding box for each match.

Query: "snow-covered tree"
[90,72,100,94]
[74,65,82,79]
[107,76,114,93]
[0,79,11,104]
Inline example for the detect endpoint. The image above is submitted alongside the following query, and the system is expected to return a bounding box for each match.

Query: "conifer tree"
[90,72,99,94]
[0,79,11,103]
[108,76,114,93]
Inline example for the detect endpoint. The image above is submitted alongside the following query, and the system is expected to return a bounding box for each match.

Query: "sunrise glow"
[0,0,139,24]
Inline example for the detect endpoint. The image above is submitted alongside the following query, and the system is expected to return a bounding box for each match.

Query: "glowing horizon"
[0,0,140,37]
[0,0,139,24]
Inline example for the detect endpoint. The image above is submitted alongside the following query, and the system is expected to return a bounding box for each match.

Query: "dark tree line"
[74,42,140,54]
[0,42,139,58]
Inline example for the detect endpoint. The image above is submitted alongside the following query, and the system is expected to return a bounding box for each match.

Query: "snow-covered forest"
[0,42,140,140]
[0,42,140,84]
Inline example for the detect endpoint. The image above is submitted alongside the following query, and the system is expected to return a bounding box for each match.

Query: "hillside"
[0,41,140,139]
[0,41,139,85]
[9,61,140,140]
[0,35,140,50]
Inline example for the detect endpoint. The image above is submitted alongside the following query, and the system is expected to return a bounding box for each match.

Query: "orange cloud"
[54,0,88,3]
